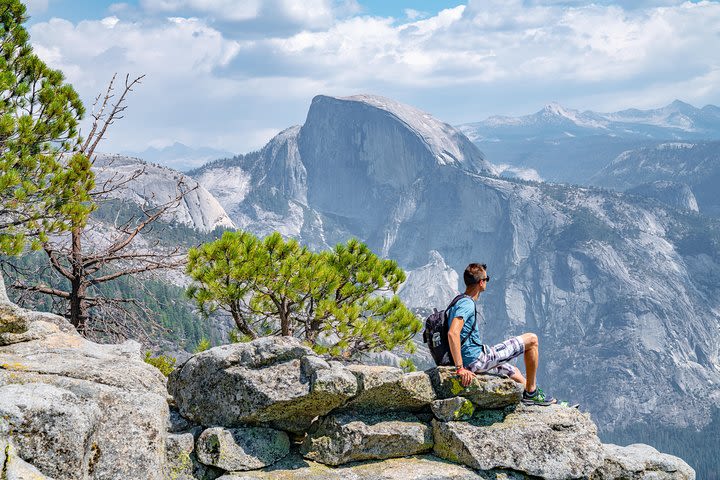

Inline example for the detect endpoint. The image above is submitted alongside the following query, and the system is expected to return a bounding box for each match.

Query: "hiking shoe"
[558,400,580,409]
[522,387,557,406]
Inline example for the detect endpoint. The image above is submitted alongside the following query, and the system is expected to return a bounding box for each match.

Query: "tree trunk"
[230,303,256,339]
[68,226,87,332]
[280,299,291,336]
[305,316,324,344]
[69,280,89,333]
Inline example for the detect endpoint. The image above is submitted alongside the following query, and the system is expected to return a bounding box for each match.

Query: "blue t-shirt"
[446,296,483,366]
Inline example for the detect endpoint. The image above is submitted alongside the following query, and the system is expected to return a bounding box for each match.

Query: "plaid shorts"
[467,336,525,377]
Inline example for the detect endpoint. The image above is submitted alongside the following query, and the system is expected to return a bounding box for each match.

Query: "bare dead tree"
[8,74,200,343]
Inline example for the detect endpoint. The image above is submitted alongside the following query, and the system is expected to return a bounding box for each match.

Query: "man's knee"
[521,332,538,349]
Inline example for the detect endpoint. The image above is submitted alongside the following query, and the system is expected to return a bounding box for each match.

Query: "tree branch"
[43,244,73,280]
[85,74,145,160]
[11,281,71,299]
[89,259,186,285]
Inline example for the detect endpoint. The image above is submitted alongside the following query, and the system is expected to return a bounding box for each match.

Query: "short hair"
[463,263,487,286]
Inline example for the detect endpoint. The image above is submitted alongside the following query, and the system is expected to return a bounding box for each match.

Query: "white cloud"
[404,9,425,20]
[25,1,720,158]
[139,0,344,29]
[30,16,241,89]
[140,0,262,21]
[249,0,720,94]
[100,16,120,28]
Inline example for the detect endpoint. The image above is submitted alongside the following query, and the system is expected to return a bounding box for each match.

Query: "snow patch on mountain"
[495,164,543,182]
[656,142,695,150]
[539,102,609,129]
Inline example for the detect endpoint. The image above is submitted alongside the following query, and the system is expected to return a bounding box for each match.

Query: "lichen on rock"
[432,397,475,422]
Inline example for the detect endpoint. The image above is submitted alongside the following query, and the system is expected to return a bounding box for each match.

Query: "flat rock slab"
[342,365,436,412]
[591,443,696,479]
[301,412,433,466]
[433,404,605,480]
[168,337,358,434]
[216,454,484,480]
[196,427,290,471]
[429,367,522,409]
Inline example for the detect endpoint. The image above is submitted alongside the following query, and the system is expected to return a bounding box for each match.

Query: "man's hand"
[456,367,475,387]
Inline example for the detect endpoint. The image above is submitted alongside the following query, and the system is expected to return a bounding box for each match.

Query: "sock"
[524,388,537,397]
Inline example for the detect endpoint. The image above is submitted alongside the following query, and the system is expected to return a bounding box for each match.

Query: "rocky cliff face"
[94,154,235,232]
[590,141,720,217]
[625,180,699,212]
[191,94,494,252]
[188,94,720,441]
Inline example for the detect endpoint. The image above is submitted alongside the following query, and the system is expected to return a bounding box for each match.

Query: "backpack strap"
[444,294,475,345]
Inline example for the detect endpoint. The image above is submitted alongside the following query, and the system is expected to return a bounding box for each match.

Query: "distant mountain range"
[458,100,720,183]
[121,142,235,172]
[462,100,720,139]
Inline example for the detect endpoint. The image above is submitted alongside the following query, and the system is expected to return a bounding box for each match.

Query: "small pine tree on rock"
[186,231,421,358]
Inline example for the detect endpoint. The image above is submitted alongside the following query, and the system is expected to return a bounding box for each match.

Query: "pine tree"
[186,231,421,357]
[0,0,94,255]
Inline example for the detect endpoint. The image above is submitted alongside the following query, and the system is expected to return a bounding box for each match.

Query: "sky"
[24,0,720,167]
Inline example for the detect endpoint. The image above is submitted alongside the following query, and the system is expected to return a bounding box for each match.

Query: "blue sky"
[27,1,466,24]
[24,0,720,167]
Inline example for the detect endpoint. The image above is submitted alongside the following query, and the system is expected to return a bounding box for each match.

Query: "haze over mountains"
[592,141,720,218]
[458,100,720,184]
[122,142,235,172]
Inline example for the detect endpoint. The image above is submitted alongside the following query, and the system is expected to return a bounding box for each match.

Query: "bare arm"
[448,315,475,386]
[448,316,465,368]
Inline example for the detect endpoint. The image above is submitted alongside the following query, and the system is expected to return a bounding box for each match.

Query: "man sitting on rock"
[448,263,556,405]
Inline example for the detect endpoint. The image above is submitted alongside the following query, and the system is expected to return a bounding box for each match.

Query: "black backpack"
[423,294,475,366]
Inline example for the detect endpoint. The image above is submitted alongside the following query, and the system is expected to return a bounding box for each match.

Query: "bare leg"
[509,366,526,388]
[521,332,539,393]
